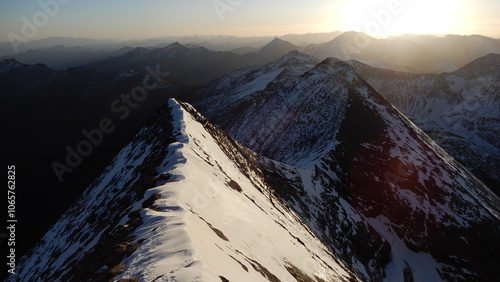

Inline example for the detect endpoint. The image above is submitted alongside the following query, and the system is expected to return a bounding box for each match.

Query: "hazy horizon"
[2,30,500,45]
[1,0,499,44]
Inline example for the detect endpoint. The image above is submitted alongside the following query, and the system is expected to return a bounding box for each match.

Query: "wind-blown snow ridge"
[118,99,356,281]
[12,51,500,282]
[12,99,357,282]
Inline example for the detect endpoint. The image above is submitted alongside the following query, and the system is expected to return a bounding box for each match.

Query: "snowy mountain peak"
[307,56,356,82]
[0,58,51,76]
[192,54,500,281]
[0,58,23,73]
[11,48,500,282]
[270,50,318,68]
[318,56,350,66]
[12,99,358,281]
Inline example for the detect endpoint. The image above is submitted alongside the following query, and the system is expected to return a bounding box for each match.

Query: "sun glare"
[335,0,464,37]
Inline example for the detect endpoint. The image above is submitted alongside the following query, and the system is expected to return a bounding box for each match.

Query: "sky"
[0,0,499,42]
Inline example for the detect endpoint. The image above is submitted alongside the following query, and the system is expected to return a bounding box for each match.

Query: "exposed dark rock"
[108,264,126,276]
[227,179,242,192]
[117,278,140,282]
[142,192,161,208]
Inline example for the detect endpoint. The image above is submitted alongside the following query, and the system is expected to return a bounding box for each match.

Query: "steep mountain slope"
[12,100,357,282]
[11,51,500,282]
[193,50,319,128]
[192,52,500,281]
[0,58,188,264]
[350,53,500,192]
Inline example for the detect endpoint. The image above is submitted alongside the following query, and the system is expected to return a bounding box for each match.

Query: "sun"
[332,0,464,37]
[390,0,462,35]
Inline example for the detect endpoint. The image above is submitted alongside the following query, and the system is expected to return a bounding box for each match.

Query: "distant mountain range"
[0,32,343,57]
[0,46,133,70]
[88,40,304,84]
[302,32,500,73]
[11,52,500,281]
[2,35,500,281]
[3,32,500,74]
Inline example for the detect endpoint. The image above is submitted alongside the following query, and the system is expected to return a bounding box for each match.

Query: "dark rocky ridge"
[350,53,500,193]
[0,58,190,264]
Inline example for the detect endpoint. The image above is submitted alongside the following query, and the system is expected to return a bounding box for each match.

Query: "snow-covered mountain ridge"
[192,51,500,281]
[12,99,357,281]
[12,52,500,282]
